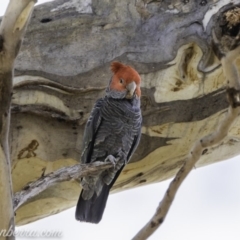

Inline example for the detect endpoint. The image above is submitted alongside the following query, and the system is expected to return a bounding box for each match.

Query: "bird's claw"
[102,155,124,185]
[104,155,119,169]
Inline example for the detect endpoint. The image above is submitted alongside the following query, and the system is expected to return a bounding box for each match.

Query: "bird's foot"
[103,155,125,185]
[104,155,120,169]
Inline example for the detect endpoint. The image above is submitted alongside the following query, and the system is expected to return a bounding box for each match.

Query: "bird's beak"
[126,82,136,99]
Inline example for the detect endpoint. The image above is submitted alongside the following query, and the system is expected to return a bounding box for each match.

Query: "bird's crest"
[109,61,141,97]
[110,62,126,73]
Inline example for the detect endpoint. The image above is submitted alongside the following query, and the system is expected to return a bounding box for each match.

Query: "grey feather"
[76,94,142,223]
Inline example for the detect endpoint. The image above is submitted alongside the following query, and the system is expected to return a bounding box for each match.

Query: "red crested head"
[109,62,141,98]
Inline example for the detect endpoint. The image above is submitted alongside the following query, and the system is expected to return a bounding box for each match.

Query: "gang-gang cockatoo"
[75,62,142,223]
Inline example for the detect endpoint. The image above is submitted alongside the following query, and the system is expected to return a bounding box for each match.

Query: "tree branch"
[131,45,240,239]
[0,1,35,239]
[13,161,113,211]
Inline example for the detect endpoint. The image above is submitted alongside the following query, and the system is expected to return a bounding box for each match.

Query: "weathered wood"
[13,161,113,211]
[0,0,36,238]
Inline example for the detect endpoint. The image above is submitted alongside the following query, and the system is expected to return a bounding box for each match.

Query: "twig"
[13,161,113,211]
[132,47,240,239]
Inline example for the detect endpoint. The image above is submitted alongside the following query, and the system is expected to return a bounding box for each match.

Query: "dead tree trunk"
[5,0,240,226]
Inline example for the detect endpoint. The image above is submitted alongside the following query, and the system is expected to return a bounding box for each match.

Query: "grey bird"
[75,62,142,223]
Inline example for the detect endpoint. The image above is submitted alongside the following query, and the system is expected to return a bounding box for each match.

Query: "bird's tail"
[75,184,110,224]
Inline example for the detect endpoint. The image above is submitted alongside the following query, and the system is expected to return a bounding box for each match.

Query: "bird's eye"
[120,79,124,84]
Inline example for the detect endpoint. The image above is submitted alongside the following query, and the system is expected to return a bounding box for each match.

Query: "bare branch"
[0,0,36,62]
[132,44,240,239]
[132,105,240,240]
[0,1,36,238]
[13,161,113,211]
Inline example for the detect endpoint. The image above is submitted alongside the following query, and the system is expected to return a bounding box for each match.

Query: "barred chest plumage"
[91,96,142,162]
[101,96,141,127]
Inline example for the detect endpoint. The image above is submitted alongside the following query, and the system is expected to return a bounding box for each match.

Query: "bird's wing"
[81,98,103,164]
[108,119,142,189]
[126,119,142,162]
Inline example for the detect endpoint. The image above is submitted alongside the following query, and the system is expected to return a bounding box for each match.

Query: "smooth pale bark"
[132,26,240,240]
[0,0,35,239]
